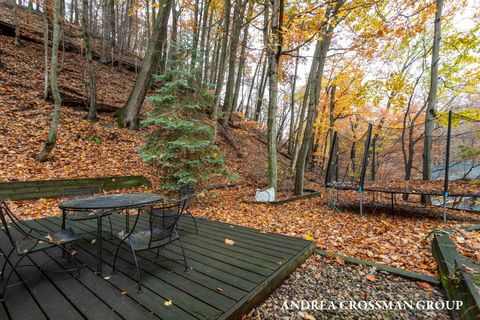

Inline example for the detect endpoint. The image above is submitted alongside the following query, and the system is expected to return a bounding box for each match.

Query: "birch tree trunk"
[38,0,62,162]
[116,0,171,129]
[423,0,443,182]
[81,0,97,121]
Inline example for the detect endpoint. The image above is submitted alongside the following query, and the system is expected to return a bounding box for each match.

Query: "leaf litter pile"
[2,32,479,280]
[451,229,480,265]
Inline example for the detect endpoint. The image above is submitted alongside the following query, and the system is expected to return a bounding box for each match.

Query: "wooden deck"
[0,213,315,320]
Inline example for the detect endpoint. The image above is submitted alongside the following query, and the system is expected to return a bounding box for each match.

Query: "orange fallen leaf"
[416,281,433,290]
[365,274,376,282]
[336,256,346,265]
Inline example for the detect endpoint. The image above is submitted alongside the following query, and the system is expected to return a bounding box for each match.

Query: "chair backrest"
[0,202,34,246]
[149,198,188,244]
[61,186,100,200]
[178,184,195,208]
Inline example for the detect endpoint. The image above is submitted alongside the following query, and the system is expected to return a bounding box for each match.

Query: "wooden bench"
[0,175,152,200]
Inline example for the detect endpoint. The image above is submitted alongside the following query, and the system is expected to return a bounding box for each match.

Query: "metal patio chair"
[112,198,188,292]
[178,184,198,234]
[61,186,114,238]
[0,201,81,301]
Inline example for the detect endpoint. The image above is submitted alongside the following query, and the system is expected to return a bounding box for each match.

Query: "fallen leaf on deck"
[91,239,96,244]
[216,288,224,292]
[224,239,235,245]
[164,300,172,306]
[121,291,128,295]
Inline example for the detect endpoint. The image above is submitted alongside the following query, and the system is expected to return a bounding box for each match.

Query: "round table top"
[59,193,163,210]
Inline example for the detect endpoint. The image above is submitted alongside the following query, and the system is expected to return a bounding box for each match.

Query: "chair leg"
[0,253,28,301]
[108,216,113,239]
[112,245,120,272]
[0,248,14,280]
[186,210,198,234]
[129,243,142,293]
[177,238,188,271]
[56,245,81,278]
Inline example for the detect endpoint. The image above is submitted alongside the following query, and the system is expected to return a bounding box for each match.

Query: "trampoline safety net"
[325,111,480,196]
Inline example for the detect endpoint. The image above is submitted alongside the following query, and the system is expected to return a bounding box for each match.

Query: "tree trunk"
[212,0,231,121]
[116,0,171,129]
[145,0,150,37]
[423,0,443,182]
[167,1,179,70]
[38,0,62,162]
[109,0,115,47]
[43,0,49,100]
[288,53,299,154]
[81,0,97,121]
[245,51,263,119]
[265,0,283,189]
[197,0,210,80]
[221,0,245,125]
[202,7,214,84]
[254,59,267,122]
[100,0,113,63]
[73,0,79,24]
[291,47,317,171]
[294,32,333,194]
[190,0,200,73]
[210,34,221,84]
[294,1,344,195]
[12,0,20,46]
[232,0,253,115]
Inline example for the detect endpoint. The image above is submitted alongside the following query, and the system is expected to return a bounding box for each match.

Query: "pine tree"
[139,70,228,190]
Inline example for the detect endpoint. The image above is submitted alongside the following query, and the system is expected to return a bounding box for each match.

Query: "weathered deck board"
[1,214,315,320]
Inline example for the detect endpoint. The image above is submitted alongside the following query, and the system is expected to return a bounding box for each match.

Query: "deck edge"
[219,241,316,320]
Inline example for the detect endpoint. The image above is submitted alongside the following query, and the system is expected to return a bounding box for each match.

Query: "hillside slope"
[0,33,295,189]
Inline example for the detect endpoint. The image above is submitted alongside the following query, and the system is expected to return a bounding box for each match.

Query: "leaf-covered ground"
[193,187,479,276]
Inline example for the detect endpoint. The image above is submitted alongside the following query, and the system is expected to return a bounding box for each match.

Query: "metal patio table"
[59,193,163,274]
